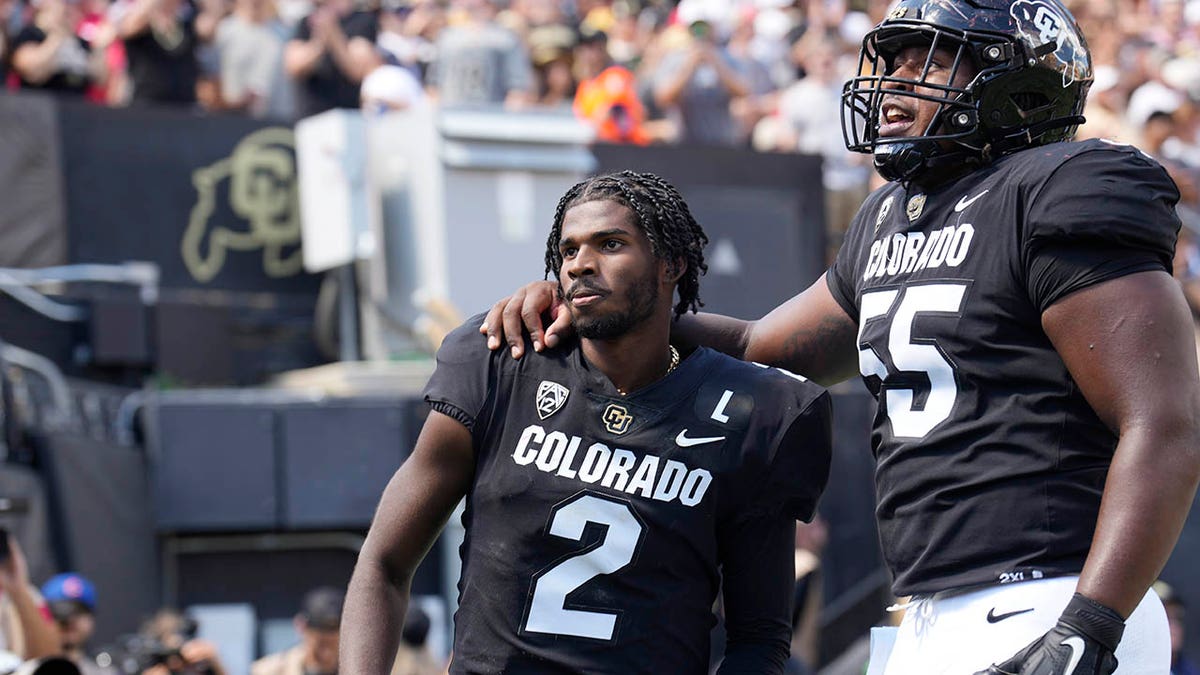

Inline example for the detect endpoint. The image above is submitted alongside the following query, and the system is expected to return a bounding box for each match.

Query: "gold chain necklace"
[616,345,680,396]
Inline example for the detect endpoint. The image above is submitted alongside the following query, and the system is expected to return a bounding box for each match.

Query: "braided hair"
[544,171,708,319]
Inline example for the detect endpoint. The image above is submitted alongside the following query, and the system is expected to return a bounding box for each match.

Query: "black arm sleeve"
[715,389,833,673]
[715,511,796,675]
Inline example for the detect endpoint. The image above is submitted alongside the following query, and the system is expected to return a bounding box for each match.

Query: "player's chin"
[573,312,630,340]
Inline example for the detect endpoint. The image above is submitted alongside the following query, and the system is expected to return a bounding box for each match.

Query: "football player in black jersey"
[341,171,833,674]
[481,1,1200,673]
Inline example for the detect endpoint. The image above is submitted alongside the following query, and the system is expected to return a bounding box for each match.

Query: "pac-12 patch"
[535,381,569,420]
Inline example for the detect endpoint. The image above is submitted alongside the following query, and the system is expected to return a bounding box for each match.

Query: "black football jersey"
[827,139,1181,596]
[423,315,832,674]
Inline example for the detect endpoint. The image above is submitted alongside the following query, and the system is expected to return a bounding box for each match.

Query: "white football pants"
[868,576,1169,675]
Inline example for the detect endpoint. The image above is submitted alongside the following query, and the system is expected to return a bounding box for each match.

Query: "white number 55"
[858,283,968,439]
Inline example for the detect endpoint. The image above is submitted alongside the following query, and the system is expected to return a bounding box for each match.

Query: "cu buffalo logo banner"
[183,127,303,283]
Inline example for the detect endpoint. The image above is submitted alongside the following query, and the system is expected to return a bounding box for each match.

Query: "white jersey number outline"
[858,283,968,438]
[522,493,646,640]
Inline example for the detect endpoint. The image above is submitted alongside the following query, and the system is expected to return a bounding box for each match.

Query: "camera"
[100,617,216,675]
[104,634,182,674]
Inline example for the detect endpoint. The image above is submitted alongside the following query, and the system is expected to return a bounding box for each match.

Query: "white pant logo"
[1061,636,1086,675]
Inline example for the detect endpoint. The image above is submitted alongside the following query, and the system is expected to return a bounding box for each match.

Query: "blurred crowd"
[2,0,1200,248]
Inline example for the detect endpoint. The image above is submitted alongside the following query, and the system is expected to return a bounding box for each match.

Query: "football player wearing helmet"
[481,1,1200,673]
[341,172,833,674]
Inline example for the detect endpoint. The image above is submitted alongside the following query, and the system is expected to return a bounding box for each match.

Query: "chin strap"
[873,141,932,183]
[986,115,1087,157]
[876,142,982,186]
[876,113,1086,187]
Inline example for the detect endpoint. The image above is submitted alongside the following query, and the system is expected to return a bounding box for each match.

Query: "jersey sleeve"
[763,390,833,522]
[734,388,833,524]
[422,313,495,432]
[1023,145,1181,312]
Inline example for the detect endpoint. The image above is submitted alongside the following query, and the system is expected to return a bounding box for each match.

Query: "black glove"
[974,593,1125,675]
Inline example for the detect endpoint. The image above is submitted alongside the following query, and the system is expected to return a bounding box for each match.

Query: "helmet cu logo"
[1010,0,1086,87]
[1031,6,1062,42]
[603,404,634,435]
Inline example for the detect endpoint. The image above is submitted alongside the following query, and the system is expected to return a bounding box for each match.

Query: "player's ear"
[662,257,686,285]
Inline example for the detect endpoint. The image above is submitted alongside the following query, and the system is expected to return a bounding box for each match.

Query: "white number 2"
[523,493,645,641]
[858,283,968,439]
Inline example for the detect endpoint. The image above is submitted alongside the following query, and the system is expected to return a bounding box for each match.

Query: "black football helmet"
[842,0,1093,183]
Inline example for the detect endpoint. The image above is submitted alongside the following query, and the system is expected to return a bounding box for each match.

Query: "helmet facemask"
[842,0,1093,185]
[843,23,993,183]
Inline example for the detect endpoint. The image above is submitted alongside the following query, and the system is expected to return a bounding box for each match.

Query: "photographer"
[132,610,225,675]
[651,0,750,146]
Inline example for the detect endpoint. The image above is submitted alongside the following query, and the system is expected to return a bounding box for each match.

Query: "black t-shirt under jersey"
[827,138,1181,596]
[424,317,833,674]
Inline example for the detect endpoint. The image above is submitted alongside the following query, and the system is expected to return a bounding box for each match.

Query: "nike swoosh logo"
[1062,635,1086,675]
[954,189,989,212]
[985,607,1034,623]
[675,430,726,447]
